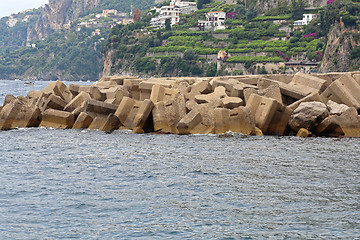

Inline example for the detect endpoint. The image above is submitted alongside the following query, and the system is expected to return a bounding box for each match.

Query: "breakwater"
[1,72,360,137]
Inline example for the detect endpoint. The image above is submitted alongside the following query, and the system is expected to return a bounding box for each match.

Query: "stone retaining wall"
[1,72,360,137]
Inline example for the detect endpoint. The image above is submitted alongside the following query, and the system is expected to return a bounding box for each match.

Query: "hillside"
[102,0,360,78]
[0,0,154,80]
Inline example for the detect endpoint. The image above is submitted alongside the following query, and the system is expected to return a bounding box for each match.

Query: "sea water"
[0,80,359,239]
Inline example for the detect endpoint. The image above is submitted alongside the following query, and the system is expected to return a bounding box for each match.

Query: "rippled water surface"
[0,80,359,239]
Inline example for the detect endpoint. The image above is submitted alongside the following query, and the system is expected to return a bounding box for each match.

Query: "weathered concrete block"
[123,79,143,100]
[177,109,203,135]
[0,99,23,130]
[267,104,292,136]
[90,86,106,101]
[246,94,278,134]
[187,80,212,100]
[152,93,187,133]
[73,112,93,129]
[88,116,107,130]
[140,79,175,101]
[64,91,91,112]
[104,86,130,105]
[99,113,121,131]
[230,82,258,99]
[38,94,67,112]
[115,97,154,131]
[222,97,243,109]
[68,84,81,96]
[321,74,360,110]
[43,80,73,103]
[195,86,227,104]
[150,85,179,103]
[3,95,16,107]
[39,109,74,129]
[291,72,328,94]
[84,99,118,116]
[214,106,256,135]
[11,99,41,128]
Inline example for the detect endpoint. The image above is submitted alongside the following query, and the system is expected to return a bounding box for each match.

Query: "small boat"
[24,81,35,86]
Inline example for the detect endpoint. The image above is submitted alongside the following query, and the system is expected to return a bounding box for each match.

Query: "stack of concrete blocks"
[2,71,360,137]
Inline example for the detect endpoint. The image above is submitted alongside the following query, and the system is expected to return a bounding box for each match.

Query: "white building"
[150,5,181,28]
[171,0,197,14]
[294,14,318,26]
[198,11,226,31]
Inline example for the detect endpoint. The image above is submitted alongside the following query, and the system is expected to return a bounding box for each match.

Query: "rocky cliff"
[27,0,102,42]
[255,0,327,13]
[320,23,360,73]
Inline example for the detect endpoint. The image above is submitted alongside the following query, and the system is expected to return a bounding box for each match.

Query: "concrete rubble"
[1,72,360,137]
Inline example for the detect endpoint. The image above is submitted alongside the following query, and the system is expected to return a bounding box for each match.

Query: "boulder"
[327,100,350,116]
[288,92,325,111]
[73,112,93,129]
[289,101,329,132]
[39,109,74,129]
[296,128,312,138]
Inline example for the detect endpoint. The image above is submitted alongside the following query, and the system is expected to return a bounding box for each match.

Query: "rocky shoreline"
[1,72,360,137]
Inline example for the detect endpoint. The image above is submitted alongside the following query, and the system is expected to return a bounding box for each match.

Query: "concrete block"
[90,86,106,101]
[124,79,143,100]
[177,109,203,135]
[11,99,41,128]
[84,99,118,115]
[38,94,67,112]
[246,94,278,134]
[3,95,16,106]
[139,79,175,101]
[222,97,243,109]
[68,84,81,96]
[73,112,93,129]
[150,85,179,103]
[291,72,328,94]
[99,113,121,131]
[195,86,227,104]
[152,93,187,133]
[321,74,360,110]
[64,91,91,112]
[43,80,73,103]
[104,86,129,105]
[0,99,23,130]
[187,80,212,100]
[115,97,154,131]
[266,104,292,136]
[39,109,74,129]
[88,116,107,130]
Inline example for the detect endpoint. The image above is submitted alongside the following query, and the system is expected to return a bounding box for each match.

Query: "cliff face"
[255,0,327,13]
[27,0,102,42]
[319,23,360,73]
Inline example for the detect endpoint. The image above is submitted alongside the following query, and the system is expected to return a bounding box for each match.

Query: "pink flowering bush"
[303,33,318,38]
[327,0,336,4]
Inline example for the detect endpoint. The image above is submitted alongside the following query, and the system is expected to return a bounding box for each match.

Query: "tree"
[291,0,305,20]
[165,18,171,30]
[133,8,142,22]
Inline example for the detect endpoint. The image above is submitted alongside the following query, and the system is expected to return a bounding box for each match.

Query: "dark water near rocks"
[1,80,360,239]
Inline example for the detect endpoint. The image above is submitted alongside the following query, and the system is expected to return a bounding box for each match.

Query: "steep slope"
[319,23,360,72]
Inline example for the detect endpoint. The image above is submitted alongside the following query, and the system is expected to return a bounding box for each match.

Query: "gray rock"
[327,100,350,116]
[289,101,329,132]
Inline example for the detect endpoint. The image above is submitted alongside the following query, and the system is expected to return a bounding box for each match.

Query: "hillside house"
[294,14,319,26]
[150,5,181,28]
[102,9,118,17]
[198,11,226,31]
